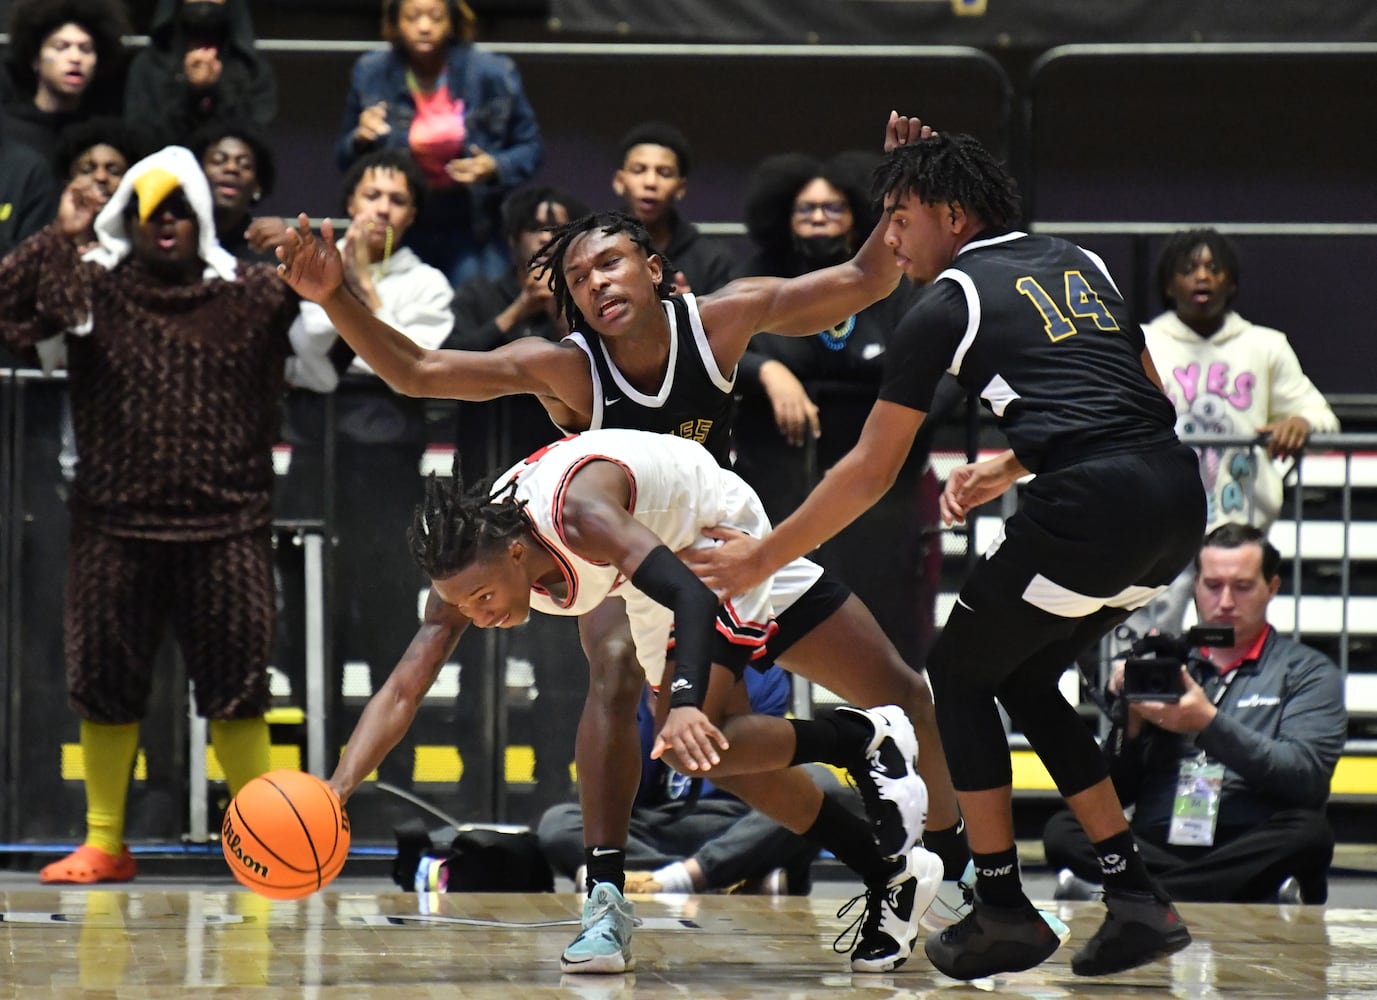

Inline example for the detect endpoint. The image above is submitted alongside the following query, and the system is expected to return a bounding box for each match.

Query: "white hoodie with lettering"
[1144,309,1338,531]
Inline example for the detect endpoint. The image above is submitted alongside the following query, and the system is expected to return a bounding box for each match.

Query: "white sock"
[652,861,694,894]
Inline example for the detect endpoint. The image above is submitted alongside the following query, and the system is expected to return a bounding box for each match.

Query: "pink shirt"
[408,83,466,187]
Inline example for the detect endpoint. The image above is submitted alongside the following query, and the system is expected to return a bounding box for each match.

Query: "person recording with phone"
[1043,523,1347,904]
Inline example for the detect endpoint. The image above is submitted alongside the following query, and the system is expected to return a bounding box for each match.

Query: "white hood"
[83,145,237,283]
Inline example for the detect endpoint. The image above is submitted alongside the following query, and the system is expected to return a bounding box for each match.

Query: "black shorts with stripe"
[708,571,852,676]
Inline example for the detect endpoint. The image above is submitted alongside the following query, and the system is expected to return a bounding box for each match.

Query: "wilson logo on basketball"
[222,813,269,878]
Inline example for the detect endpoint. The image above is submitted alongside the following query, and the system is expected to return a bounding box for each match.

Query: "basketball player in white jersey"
[277,114,985,972]
[327,428,943,973]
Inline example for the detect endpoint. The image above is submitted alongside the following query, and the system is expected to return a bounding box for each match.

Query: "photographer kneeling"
[1042,523,1347,904]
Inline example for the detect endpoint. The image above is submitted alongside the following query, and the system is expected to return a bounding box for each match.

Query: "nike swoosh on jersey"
[604,396,622,406]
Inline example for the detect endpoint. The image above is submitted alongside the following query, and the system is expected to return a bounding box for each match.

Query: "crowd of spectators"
[0,0,1350,912]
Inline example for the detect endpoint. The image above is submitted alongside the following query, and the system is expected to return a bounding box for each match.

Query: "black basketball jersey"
[561,293,737,467]
[879,231,1178,473]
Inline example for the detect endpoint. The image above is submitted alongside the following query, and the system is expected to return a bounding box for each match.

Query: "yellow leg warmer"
[209,717,272,796]
[81,720,140,855]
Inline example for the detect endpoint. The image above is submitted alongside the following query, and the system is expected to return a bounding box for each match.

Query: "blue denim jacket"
[336,44,543,283]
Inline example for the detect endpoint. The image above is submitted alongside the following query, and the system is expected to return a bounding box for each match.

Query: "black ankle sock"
[1092,830,1154,894]
[972,846,1027,908]
[804,794,891,885]
[584,847,625,894]
[788,710,871,768]
[924,819,972,881]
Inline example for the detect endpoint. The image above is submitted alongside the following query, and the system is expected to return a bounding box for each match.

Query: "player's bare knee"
[585,649,644,708]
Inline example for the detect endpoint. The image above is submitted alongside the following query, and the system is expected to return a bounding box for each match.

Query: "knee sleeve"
[927,638,1014,792]
[998,668,1108,797]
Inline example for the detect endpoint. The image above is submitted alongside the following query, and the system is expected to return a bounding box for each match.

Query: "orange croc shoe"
[39,845,137,885]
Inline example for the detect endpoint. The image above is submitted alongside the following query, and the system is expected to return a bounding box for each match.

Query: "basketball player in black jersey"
[275,114,977,973]
[689,129,1207,980]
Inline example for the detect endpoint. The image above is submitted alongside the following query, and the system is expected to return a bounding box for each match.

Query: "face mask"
[791,233,853,270]
[179,2,230,40]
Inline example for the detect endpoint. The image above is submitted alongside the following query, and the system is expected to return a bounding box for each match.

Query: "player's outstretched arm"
[328,589,470,804]
[277,213,589,410]
[687,400,926,598]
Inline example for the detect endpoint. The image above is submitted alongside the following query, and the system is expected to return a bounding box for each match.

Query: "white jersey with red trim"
[491,428,821,686]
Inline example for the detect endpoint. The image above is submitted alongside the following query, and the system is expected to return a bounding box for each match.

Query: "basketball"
[221,770,350,900]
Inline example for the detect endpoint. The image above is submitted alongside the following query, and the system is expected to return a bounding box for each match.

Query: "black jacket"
[123,0,277,144]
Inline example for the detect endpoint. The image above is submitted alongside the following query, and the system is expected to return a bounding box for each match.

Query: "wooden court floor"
[2,885,1373,999]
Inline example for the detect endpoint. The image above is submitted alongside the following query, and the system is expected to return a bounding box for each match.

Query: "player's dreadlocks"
[529,211,677,330]
[408,454,530,580]
[874,132,1021,229]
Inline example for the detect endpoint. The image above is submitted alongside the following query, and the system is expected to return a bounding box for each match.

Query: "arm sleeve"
[630,545,719,709]
[1195,646,1348,809]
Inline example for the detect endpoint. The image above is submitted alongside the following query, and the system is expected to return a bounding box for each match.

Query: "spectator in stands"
[279,148,454,792]
[0,117,56,259]
[123,0,277,146]
[336,0,542,287]
[1044,523,1347,904]
[1122,228,1340,640]
[51,118,152,242]
[189,120,285,264]
[46,115,152,470]
[537,664,851,897]
[2,0,129,161]
[611,121,736,295]
[0,145,335,884]
[731,150,955,667]
[450,187,586,366]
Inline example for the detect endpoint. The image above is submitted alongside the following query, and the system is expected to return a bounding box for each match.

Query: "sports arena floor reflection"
[2,886,1374,998]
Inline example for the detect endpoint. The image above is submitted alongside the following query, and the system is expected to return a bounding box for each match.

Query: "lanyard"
[1206,664,1243,707]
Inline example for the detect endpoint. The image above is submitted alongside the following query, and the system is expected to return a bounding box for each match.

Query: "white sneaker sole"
[851,847,946,974]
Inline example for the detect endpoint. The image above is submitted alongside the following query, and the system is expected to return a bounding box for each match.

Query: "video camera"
[1120,625,1235,703]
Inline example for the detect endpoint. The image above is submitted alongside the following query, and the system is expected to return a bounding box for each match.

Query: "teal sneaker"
[560,882,636,974]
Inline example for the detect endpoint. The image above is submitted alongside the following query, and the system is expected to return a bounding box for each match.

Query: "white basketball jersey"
[492,428,821,686]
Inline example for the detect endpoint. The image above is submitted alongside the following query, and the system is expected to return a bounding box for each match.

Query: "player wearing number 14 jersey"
[685,126,1206,982]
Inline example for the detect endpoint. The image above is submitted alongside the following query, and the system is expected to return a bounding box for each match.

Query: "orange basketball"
[221,769,350,900]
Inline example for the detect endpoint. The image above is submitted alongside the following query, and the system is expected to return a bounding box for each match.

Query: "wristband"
[629,545,717,709]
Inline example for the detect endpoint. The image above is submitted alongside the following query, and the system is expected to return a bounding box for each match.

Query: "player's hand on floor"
[683,527,769,600]
[651,706,728,772]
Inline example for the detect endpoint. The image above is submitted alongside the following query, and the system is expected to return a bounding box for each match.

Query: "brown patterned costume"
[0,224,299,722]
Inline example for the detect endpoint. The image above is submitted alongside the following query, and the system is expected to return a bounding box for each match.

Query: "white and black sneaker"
[834,846,944,973]
[836,705,928,859]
